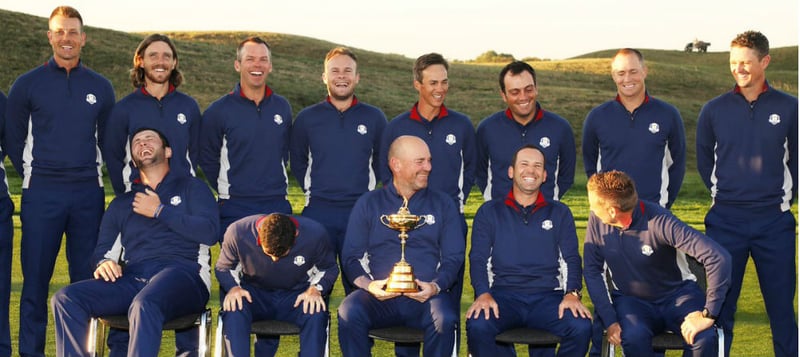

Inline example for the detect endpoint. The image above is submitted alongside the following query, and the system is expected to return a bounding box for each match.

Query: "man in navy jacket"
[466,145,591,357]
[5,7,115,356]
[338,136,464,357]
[216,213,338,357]
[696,30,798,357]
[51,128,219,357]
[584,171,731,357]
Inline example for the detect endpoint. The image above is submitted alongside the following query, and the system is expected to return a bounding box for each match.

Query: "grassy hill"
[0,8,797,356]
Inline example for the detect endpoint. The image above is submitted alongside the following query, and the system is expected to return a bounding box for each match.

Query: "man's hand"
[681,311,714,344]
[223,286,252,312]
[366,278,401,301]
[606,322,622,346]
[465,292,499,320]
[293,286,326,314]
[93,260,122,282]
[404,280,439,303]
[132,189,162,218]
[558,294,592,319]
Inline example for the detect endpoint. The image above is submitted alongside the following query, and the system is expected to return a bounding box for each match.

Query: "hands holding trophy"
[379,196,427,293]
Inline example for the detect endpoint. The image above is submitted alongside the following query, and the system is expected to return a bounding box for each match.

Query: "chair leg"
[97,319,108,357]
[88,318,98,357]
[199,309,211,357]
[213,313,224,357]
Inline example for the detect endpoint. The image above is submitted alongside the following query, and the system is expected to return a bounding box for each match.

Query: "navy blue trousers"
[705,206,798,357]
[466,290,591,357]
[51,261,209,357]
[19,184,103,357]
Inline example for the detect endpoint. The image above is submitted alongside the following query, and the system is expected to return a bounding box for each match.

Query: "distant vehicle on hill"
[685,40,711,53]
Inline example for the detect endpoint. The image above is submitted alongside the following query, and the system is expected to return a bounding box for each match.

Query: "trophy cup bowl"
[380,197,426,293]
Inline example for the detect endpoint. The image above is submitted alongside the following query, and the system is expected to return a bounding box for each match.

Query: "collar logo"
[274,114,283,125]
[641,245,654,256]
[768,114,781,125]
[541,220,553,230]
[294,255,305,266]
[539,137,551,148]
[648,123,660,134]
[177,113,187,124]
[357,124,367,135]
[445,134,456,145]
[170,196,182,206]
[86,94,97,105]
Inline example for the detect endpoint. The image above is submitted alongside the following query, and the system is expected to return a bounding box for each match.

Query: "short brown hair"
[613,48,644,66]
[413,53,448,82]
[50,6,83,28]
[586,171,638,212]
[325,47,358,69]
[731,30,769,59]
[237,36,271,62]
[258,214,296,258]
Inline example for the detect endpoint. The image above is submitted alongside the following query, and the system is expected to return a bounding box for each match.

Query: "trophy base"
[385,261,419,293]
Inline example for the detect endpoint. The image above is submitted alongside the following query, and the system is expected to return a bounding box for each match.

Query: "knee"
[128,295,163,321]
[50,288,70,310]
[465,317,499,338]
[337,292,369,325]
[691,327,720,350]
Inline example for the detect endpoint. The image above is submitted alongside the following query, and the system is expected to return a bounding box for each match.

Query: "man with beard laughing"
[51,128,218,357]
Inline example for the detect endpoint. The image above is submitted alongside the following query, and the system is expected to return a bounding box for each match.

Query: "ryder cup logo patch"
[177,113,187,124]
[768,114,781,125]
[293,255,305,266]
[648,123,660,134]
[541,220,553,230]
[170,196,182,206]
[641,245,654,256]
[357,124,367,135]
[425,214,436,225]
[445,134,456,146]
[86,94,97,105]
[539,137,551,148]
[274,114,284,125]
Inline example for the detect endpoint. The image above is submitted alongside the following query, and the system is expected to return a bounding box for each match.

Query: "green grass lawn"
[4,173,795,356]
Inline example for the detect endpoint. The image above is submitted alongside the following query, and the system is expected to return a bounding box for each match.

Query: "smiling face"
[137,40,176,85]
[235,41,273,90]
[414,64,449,111]
[390,136,432,196]
[501,71,538,123]
[323,53,359,101]
[729,45,770,91]
[130,129,171,169]
[508,147,546,197]
[611,52,647,100]
[47,15,85,67]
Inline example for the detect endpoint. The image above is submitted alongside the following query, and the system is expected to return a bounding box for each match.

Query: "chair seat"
[250,320,301,336]
[495,328,561,345]
[368,326,424,344]
[98,313,202,331]
[651,331,685,350]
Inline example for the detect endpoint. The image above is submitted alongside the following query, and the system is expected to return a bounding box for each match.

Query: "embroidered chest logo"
[641,245,654,256]
[541,220,553,230]
[768,114,781,125]
[445,134,456,146]
[539,137,551,148]
[294,255,306,266]
[274,114,284,125]
[170,196,182,206]
[425,214,436,225]
[177,113,187,124]
[648,123,660,134]
[85,94,97,105]
[357,124,367,135]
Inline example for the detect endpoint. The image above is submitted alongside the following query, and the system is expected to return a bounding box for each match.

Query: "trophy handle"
[415,215,427,230]
[379,215,390,226]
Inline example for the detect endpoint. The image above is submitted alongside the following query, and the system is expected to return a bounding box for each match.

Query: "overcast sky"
[2,0,797,60]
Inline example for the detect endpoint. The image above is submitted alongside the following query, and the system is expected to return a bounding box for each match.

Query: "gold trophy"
[380,196,427,293]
